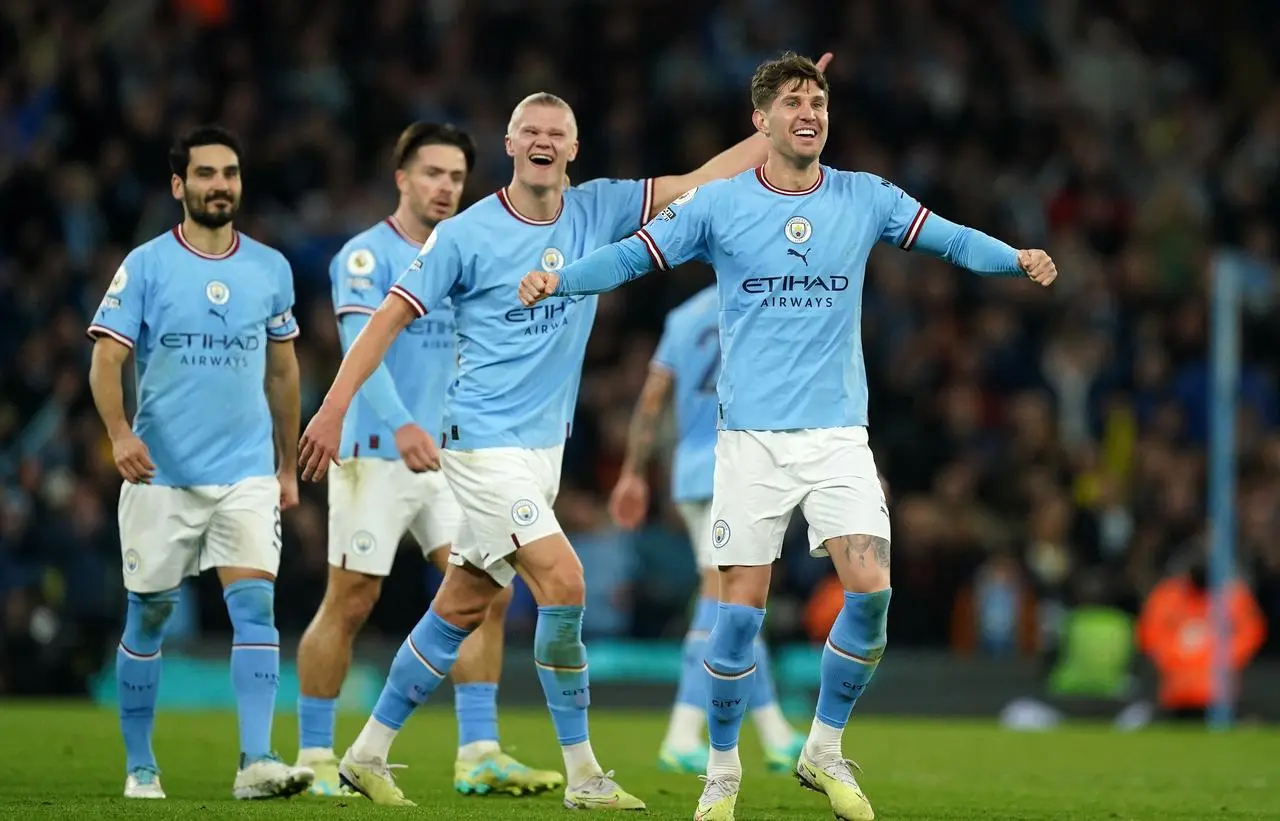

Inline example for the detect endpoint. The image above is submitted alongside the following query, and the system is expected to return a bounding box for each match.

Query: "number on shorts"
[272,505,282,553]
[696,326,720,394]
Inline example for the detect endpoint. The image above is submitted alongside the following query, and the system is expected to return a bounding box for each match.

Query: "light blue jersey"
[651,286,720,502]
[87,226,301,486]
[391,178,654,449]
[555,166,1024,432]
[331,217,456,459]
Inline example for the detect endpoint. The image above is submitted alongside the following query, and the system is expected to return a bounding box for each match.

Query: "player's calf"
[297,568,382,768]
[118,588,179,791]
[704,600,766,780]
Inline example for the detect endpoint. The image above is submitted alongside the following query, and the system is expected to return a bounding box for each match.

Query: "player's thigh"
[118,482,208,594]
[708,430,800,568]
[440,446,563,588]
[327,458,416,576]
[407,470,463,571]
[676,499,716,573]
[202,476,283,578]
[797,426,892,588]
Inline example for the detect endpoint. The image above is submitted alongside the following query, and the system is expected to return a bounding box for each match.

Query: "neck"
[389,205,430,245]
[506,177,563,222]
[180,218,236,255]
[762,153,821,192]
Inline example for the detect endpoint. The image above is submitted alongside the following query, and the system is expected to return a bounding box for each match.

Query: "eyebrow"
[193,164,240,173]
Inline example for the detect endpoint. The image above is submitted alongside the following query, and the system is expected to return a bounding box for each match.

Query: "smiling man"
[296,61,835,808]
[86,124,311,801]
[517,51,1058,821]
[292,122,562,799]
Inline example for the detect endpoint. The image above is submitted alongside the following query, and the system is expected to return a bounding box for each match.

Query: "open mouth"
[794,128,818,139]
[529,153,554,166]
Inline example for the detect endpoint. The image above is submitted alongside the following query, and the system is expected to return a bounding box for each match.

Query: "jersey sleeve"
[578,177,657,242]
[389,221,463,318]
[873,176,932,251]
[331,244,387,317]
[631,183,713,272]
[267,255,301,341]
[650,314,680,373]
[86,250,146,348]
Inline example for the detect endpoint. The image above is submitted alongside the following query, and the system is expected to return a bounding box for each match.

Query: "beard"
[186,190,239,228]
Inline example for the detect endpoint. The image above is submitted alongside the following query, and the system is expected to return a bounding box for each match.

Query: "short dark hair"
[168,125,243,178]
[393,122,476,173]
[750,51,830,111]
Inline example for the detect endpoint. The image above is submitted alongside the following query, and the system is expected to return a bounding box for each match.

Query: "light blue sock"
[298,695,338,751]
[533,605,590,746]
[372,609,471,730]
[117,589,179,774]
[749,636,779,709]
[816,589,891,730]
[704,602,765,751]
[674,597,718,709]
[455,683,499,746]
[224,579,280,764]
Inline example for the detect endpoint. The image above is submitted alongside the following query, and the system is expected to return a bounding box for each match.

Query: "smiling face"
[505,94,579,191]
[749,53,831,166]
[173,143,242,228]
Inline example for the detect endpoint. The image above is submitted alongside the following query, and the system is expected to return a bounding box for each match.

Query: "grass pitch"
[1,703,1277,819]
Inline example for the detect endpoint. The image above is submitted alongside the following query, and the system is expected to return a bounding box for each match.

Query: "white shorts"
[327,457,463,576]
[708,426,890,566]
[118,476,282,594]
[439,445,565,588]
[677,500,715,570]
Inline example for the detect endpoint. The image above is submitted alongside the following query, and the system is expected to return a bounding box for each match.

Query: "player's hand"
[395,423,441,472]
[1017,249,1057,287]
[518,271,560,307]
[814,51,834,73]
[608,471,650,530]
[110,431,155,484]
[299,401,343,482]
[277,469,299,511]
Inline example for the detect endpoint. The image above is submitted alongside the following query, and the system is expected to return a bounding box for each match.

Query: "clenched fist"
[1017,249,1057,287]
[518,271,561,307]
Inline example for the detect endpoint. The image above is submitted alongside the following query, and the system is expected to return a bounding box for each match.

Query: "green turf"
[1,704,1277,819]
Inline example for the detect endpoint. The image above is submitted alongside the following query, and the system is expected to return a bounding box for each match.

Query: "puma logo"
[209,307,228,325]
[787,248,810,265]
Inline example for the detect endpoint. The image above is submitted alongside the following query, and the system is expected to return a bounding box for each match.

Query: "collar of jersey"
[172,224,241,260]
[755,165,825,197]
[497,187,563,225]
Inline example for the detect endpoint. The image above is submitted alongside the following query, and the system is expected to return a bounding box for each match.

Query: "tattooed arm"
[608,365,674,529]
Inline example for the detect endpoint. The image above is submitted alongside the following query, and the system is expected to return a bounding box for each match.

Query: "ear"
[567,139,579,163]
[505,134,516,158]
[752,109,769,137]
[170,174,183,201]
[393,167,408,196]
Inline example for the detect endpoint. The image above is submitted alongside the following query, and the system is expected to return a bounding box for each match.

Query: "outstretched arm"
[519,235,657,305]
[648,52,833,215]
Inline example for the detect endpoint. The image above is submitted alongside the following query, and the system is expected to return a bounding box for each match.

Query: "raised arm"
[879,178,1057,285]
[648,52,833,215]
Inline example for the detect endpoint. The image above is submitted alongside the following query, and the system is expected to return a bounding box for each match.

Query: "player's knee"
[706,603,765,670]
[716,566,770,609]
[223,579,277,637]
[126,590,181,645]
[433,586,492,632]
[538,561,586,606]
[324,573,380,634]
[833,589,892,662]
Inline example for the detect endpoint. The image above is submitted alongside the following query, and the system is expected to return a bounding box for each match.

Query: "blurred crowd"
[3,0,1280,695]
